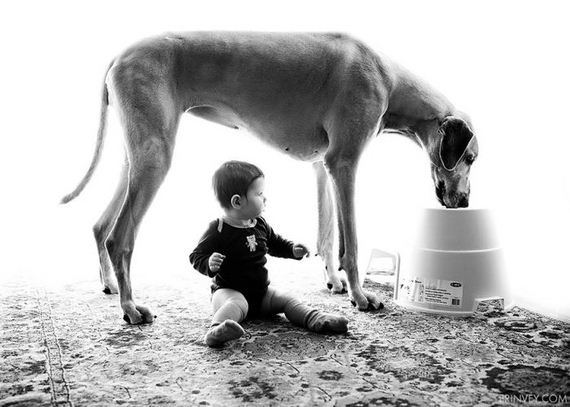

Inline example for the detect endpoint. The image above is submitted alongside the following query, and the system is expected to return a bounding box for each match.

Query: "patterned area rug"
[1,262,569,406]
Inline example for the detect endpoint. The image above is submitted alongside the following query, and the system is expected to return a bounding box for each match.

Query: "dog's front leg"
[324,153,383,311]
[313,161,347,293]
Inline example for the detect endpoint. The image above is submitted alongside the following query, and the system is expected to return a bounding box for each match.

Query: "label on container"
[399,277,463,307]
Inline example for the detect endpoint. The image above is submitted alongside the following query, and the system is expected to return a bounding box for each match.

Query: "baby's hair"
[212,161,264,209]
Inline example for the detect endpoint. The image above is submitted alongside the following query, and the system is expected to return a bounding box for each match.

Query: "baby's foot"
[306,310,349,334]
[204,320,245,347]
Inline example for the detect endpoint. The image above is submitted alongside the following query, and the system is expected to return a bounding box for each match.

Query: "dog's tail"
[60,60,114,205]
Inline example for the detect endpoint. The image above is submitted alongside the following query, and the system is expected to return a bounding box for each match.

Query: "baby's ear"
[230,194,241,209]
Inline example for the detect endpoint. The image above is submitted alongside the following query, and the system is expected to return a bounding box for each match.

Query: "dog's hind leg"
[106,128,178,323]
[92,156,128,294]
[313,161,347,293]
[105,68,181,323]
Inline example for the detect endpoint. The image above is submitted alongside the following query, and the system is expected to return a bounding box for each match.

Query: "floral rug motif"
[1,263,569,406]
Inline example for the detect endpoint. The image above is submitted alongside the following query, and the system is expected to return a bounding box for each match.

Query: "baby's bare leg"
[260,287,348,334]
[205,288,248,347]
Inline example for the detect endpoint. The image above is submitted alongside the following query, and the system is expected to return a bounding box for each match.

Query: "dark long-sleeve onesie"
[189,217,299,310]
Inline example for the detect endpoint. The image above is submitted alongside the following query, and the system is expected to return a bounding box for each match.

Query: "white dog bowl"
[368,208,513,316]
[413,207,499,251]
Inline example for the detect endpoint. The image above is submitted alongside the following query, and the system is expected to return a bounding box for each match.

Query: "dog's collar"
[414,133,442,168]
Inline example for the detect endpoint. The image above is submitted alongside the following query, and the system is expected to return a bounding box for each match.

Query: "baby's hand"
[293,244,310,259]
[209,252,226,272]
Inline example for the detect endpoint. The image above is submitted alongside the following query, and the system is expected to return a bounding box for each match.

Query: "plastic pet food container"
[369,208,513,316]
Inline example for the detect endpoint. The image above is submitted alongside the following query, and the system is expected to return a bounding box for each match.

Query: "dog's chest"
[189,104,329,161]
[245,121,329,162]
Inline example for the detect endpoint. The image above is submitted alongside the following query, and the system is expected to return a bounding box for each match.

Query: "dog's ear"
[438,117,474,170]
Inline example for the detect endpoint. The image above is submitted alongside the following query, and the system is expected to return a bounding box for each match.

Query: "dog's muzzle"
[436,182,469,208]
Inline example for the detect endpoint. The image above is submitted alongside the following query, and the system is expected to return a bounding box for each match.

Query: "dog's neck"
[382,62,457,160]
[385,61,455,123]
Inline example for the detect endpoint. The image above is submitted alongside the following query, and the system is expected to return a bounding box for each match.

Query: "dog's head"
[429,115,478,208]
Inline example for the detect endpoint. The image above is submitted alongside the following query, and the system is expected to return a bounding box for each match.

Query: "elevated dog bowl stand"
[366,247,514,317]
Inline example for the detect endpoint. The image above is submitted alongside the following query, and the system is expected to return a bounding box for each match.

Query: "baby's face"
[242,177,266,219]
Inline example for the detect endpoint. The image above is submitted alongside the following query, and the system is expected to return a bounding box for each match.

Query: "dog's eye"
[465,155,476,164]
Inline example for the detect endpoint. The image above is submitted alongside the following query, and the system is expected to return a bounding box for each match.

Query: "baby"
[190,160,348,347]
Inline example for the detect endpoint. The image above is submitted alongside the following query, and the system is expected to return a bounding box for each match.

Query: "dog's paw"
[102,285,119,295]
[99,268,119,294]
[350,300,384,311]
[350,291,384,311]
[327,282,348,294]
[325,268,348,294]
[122,303,156,324]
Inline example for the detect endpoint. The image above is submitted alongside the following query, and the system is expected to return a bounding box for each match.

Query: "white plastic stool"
[365,248,400,285]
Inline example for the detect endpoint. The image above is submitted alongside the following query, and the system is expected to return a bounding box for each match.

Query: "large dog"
[62,32,478,324]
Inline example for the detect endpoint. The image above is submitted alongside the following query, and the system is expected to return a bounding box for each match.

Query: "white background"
[2,1,569,321]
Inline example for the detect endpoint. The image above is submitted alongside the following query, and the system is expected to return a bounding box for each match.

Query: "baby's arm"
[189,221,223,277]
[263,218,310,259]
